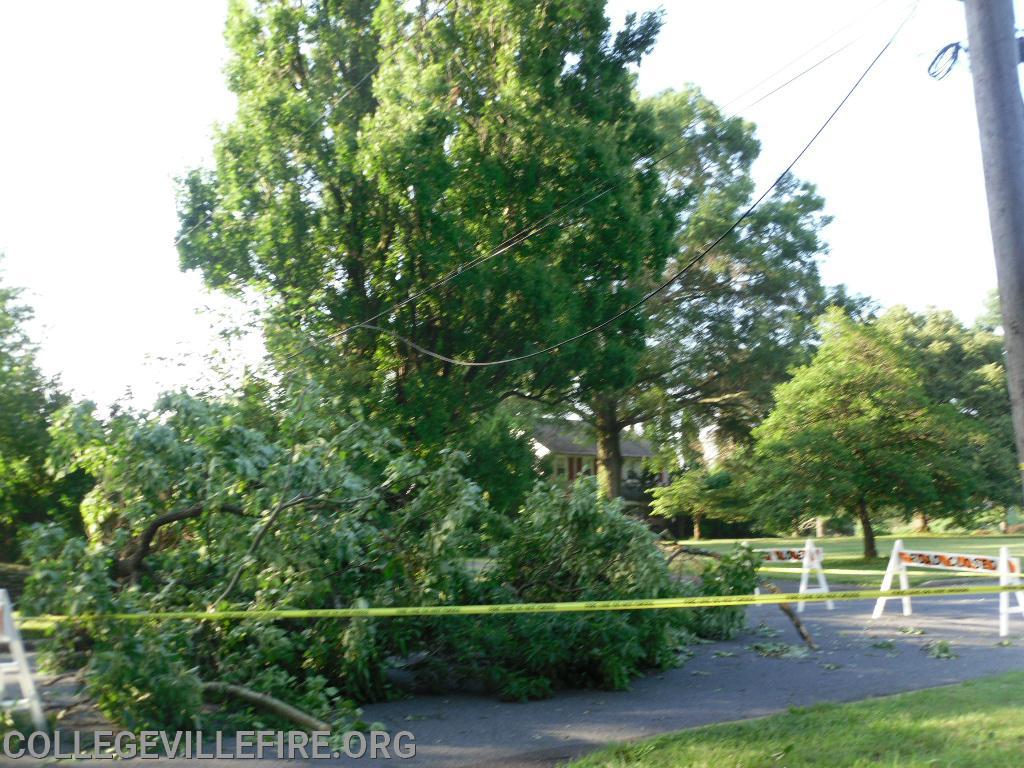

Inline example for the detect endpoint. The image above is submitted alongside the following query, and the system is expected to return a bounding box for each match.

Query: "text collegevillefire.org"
[2,730,416,760]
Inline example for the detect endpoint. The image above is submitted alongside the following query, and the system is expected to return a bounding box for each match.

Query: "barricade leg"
[998,546,1024,638]
[813,554,834,610]
[797,545,811,614]
[0,590,46,731]
[872,539,910,619]
[897,560,911,616]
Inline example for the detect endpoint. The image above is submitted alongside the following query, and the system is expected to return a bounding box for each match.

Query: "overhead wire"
[341,1,919,369]
[277,0,908,366]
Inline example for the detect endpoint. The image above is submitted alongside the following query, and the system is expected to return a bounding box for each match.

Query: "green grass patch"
[568,672,1024,767]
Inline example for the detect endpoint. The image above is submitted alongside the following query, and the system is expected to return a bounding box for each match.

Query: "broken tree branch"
[121,503,247,582]
[200,682,330,732]
[663,544,818,650]
[213,491,321,606]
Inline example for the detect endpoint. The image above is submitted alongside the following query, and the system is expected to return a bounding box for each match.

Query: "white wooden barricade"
[752,539,833,612]
[0,588,46,730]
[871,539,1024,636]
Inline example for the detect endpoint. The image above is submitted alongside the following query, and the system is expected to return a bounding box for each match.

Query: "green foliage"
[24,386,751,728]
[27,383,485,728]
[535,85,832,490]
[421,480,757,699]
[0,262,89,558]
[465,478,683,697]
[749,309,980,554]
[177,0,676,453]
[748,642,809,659]
[460,411,537,519]
[650,467,749,538]
[923,640,957,660]
[875,305,1018,517]
[86,626,203,732]
[682,546,759,640]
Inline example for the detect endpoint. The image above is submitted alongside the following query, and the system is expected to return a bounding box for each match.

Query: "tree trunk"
[594,403,623,500]
[912,511,930,533]
[692,512,702,540]
[815,516,826,538]
[857,498,877,559]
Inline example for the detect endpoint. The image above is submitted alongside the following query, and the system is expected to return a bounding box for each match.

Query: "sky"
[0,0,1021,409]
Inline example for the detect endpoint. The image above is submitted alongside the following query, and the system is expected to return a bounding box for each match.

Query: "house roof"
[533,421,654,459]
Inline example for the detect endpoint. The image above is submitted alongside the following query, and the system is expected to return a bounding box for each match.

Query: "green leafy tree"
[176,0,676,451]
[875,305,1017,528]
[751,309,978,558]
[514,87,833,496]
[460,408,537,518]
[650,466,748,540]
[0,263,88,558]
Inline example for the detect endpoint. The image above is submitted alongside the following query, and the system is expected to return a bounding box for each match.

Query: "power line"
[281,2,905,364]
[729,0,896,108]
[746,35,862,109]
[346,1,918,369]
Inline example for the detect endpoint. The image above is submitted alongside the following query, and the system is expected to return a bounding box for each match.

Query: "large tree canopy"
[514,86,833,496]
[750,309,979,558]
[176,0,676,448]
[875,306,1018,519]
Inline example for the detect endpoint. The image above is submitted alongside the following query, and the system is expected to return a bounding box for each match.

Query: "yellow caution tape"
[757,567,994,577]
[14,583,1024,629]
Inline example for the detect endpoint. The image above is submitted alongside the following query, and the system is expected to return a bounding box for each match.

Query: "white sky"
[0,0,1020,408]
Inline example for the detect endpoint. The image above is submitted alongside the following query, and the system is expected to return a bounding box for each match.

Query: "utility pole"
[963,0,1024,506]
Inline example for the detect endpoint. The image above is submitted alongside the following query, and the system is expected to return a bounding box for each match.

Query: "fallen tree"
[24,385,759,732]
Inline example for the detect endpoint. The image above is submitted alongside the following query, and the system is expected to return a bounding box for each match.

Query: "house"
[531,420,669,505]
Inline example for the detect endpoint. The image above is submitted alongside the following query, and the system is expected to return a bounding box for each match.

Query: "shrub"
[426,479,753,700]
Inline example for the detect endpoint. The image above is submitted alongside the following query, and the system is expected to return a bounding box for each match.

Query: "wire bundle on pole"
[927,41,963,80]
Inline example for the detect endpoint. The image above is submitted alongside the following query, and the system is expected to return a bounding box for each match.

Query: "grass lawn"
[569,672,1024,768]
[669,534,1024,587]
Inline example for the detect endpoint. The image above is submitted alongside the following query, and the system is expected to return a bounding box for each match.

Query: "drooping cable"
[339,2,918,369]
[280,3,910,366]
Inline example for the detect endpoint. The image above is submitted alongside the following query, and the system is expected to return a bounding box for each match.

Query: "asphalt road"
[5,584,1024,767]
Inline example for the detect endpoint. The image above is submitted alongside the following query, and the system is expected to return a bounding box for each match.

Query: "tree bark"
[201,682,330,732]
[912,511,930,533]
[857,498,877,559]
[815,517,826,538]
[119,503,245,582]
[594,403,623,500]
[692,512,702,540]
